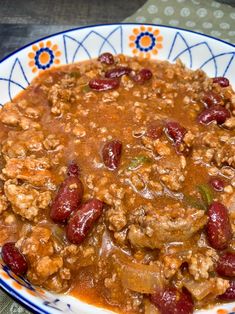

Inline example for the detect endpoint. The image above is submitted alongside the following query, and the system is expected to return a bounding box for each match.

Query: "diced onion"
[113,251,165,294]
[183,278,213,300]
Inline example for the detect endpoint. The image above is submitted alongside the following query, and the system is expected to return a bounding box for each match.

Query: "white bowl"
[0,23,234,314]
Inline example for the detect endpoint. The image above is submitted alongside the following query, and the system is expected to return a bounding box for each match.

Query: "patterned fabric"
[0,1,234,313]
[124,0,235,43]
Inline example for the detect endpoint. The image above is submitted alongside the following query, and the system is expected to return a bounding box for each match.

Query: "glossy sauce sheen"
[0,54,234,314]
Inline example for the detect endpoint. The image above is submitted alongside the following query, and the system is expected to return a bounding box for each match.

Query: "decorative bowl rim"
[0,23,234,66]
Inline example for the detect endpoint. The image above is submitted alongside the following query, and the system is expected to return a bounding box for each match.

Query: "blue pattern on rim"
[135,31,156,52]
[34,47,55,70]
[63,26,123,64]
[0,23,234,314]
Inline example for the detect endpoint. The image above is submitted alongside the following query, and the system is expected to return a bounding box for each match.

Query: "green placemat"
[0,1,234,313]
[125,0,235,43]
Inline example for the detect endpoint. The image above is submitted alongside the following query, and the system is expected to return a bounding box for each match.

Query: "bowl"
[0,23,234,314]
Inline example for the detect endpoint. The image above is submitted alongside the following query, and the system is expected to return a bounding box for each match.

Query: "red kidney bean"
[165,121,186,145]
[198,105,230,125]
[202,91,223,107]
[66,199,104,244]
[98,52,114,65]
[50,176,84,223]
[218,281,235,300]
[213,77,230,88]
[2,242,28,276]
[89,78,119,91]
[150,287,194,314]
[209,177,224,192]
[102,140,122,170]
[105,66,132,79]
[131,68,153,83]
[206,201,232,250]
[217,252,235,277]
[67,162,80,177]
[146,122,163,140]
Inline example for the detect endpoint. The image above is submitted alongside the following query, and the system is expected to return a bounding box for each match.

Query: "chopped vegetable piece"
[183,194,207,211]
[70,71,81,78]
[128,155,152,170]
[197,184,214,207]
[113,251,165,293]
[82,85,91,93]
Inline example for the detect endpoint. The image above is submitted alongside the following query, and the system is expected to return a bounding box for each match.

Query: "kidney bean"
[50,176,84,223]
[218,281,235,300]
[98,52,114,65]
[206,201,232,250]
[202,91,223,107]
[209,177,224,192]
[89,78,119,91]
[2,242,28,276]
[102,140,122,170]
[217,252,235,277]
[105,66,132,79]
[198,105,231,125]
[165,121,186,145]
[131,68,153,83]
[66,199,104,244]
[213,77,230,88]
[67,162,80,177]
[150,287,194,314]
[146,122,163,140]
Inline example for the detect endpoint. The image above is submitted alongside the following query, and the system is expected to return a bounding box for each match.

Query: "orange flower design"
[217,308,235,314]
[28,41,61,73]
[129,26,163,58]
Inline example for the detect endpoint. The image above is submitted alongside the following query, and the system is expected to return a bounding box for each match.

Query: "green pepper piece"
[197,183,214,207]
[183,194,207,211]
[128,155,151,170]
[82,85,91,93]
[70,71,81,78]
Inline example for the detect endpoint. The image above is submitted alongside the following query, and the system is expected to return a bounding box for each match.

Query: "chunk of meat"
[0,102,40,130]
[0,191,8,214]
[48,83,73,115]
[2,156,52,187]
[4,179,51,221]
[188,248,218,280]
[155,155,187,191]
[16,226,70,292]
[2,130,44,158]
[128,205,207,249]
[0,212,19,245]
[43,134,61,150]
[106,206,127,231]
[193,131,235,168]
[224,117,235,130]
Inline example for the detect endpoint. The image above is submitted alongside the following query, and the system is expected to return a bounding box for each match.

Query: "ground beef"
[4,179,51,221]
[0,101,41,130]
[0,191,8,214]
[188,248,219,280]
[2,129,44,158]
[2,156,53,187]
[16,226,70,292]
